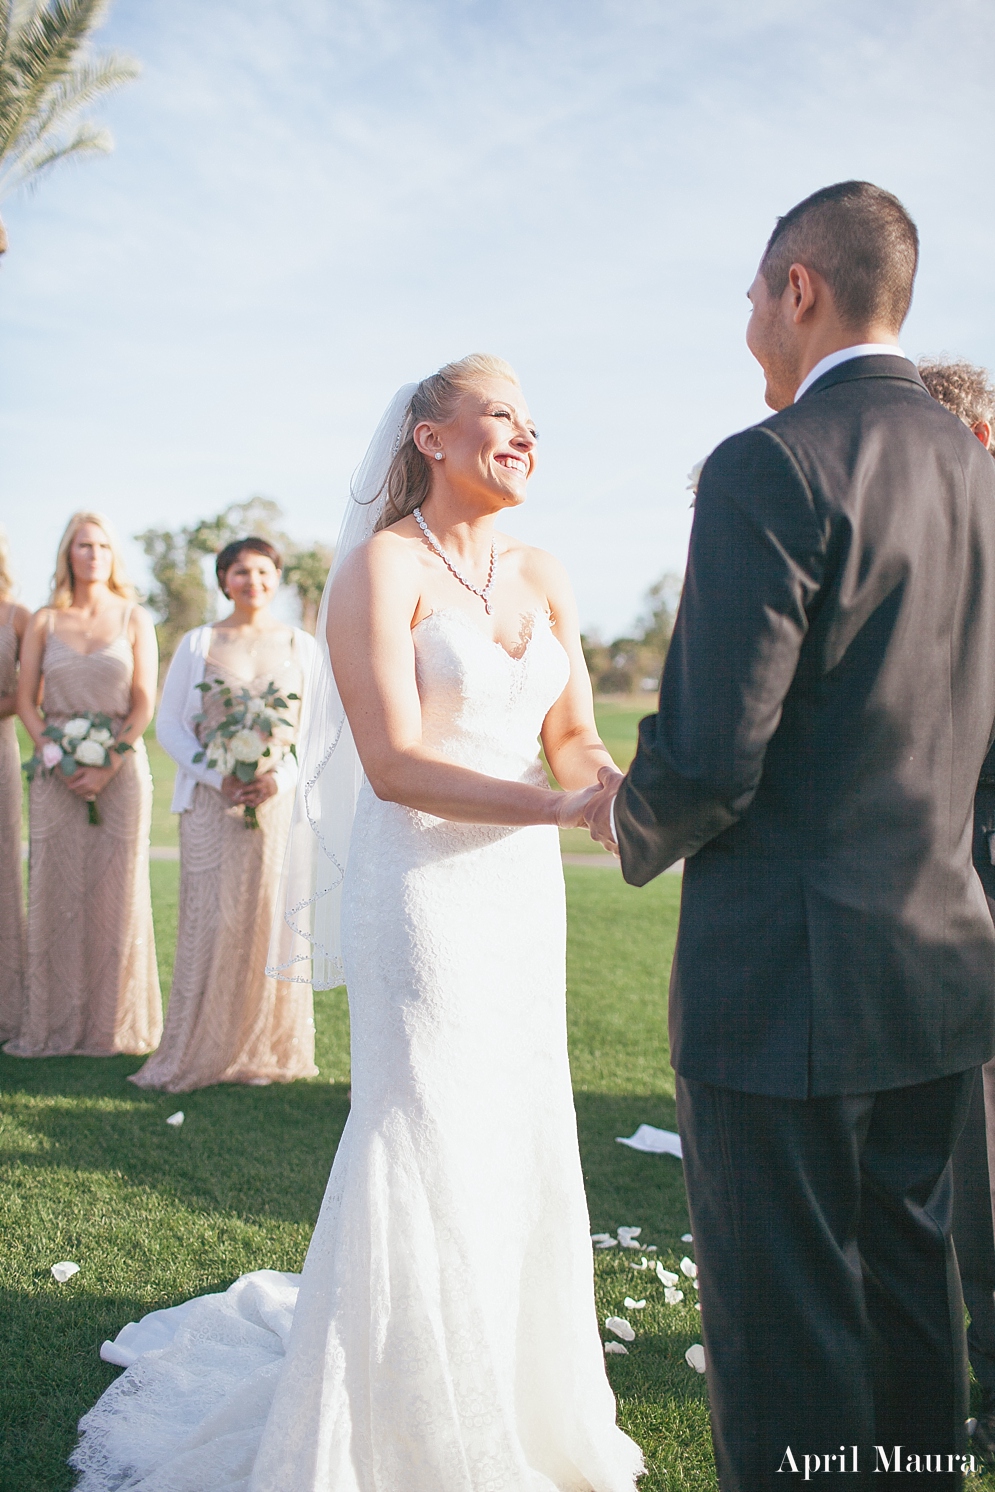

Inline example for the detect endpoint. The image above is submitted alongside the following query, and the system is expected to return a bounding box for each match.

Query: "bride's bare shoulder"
[329,524,423,603]
[497,534,570,587]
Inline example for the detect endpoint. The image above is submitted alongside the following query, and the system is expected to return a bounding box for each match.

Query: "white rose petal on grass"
[74,738,108,767]
[664,1286,684,1305]
[63,718,91,740]
[604,1342,629,1355]
[680,1256,698,1279]
[681,1233,693,1243]
[624,1297,646,1310]
[686,1343,706,1373]
[590,1233,613,1243]
[605,1316,636,1342]
[656,1263,679,1286]
[595,1239,618,1249]
[616,1226,641,1250]
[165,1111,185,1127]
[630,1257,649,1271]
[51,1261,80,1283]
[695,1302,701,1311]
[228,728,265,764]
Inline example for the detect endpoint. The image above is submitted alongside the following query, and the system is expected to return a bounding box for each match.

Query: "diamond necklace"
[413,507,498,615]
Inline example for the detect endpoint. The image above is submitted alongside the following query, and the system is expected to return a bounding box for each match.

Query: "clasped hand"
[222,773,279,808]
[66,763,118,799]
[554,765,624,854]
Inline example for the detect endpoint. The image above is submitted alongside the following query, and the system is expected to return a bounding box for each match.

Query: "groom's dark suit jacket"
[614,355,995,1098]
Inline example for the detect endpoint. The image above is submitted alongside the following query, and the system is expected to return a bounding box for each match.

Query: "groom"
[586,182,995,1489]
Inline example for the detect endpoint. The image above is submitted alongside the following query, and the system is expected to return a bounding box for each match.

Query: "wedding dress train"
[71,607,644,1492]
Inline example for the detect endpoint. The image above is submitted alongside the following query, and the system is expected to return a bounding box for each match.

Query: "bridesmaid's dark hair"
[215,537,283,599]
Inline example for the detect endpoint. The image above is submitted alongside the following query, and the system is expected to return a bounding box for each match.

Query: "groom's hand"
[584,765,624,855]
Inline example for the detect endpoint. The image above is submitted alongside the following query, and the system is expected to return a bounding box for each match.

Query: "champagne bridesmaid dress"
[130,626,317,1092]
[0,603,26,1041]
[4,607,162,1058]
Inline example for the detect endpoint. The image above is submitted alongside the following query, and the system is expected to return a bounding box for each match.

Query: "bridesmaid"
[6,513,161,1058]
[0,529,31,1042]
[131,537,317,1092]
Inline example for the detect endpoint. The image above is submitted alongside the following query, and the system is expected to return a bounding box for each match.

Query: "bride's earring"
[434,452,444,461]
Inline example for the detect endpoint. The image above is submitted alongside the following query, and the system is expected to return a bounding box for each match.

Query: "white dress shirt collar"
[794,343,905,404]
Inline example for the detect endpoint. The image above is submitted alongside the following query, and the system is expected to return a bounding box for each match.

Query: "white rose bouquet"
[23,711,133,824]
[193,677,300,828]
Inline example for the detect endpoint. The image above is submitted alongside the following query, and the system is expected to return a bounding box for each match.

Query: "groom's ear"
[786,263,820,324]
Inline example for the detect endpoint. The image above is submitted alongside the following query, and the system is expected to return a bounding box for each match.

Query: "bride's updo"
[373,352,519,532]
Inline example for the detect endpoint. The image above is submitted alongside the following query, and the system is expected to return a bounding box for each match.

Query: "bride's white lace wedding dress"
[71,607,644,1492]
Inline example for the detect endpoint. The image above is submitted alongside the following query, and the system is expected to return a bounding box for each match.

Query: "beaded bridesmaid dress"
[130,627,317,1092]
[4,608,162,1058]
[0,604,26,1040]
[71,608,644,1492]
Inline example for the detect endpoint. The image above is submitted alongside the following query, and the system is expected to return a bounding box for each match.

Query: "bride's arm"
[535,552,620,792]
[327,535,593,827]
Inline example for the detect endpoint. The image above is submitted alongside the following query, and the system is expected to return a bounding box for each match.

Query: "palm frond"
[0,0,135,198]
[0,113,106,192]
[3,52,137,155]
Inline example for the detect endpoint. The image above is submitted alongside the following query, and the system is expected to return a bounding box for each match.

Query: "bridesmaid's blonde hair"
[0,526,15,602]
[50,511,137,609]
[373,353,521,532]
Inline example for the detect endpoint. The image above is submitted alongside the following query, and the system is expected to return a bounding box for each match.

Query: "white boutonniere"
[687,457,707,506]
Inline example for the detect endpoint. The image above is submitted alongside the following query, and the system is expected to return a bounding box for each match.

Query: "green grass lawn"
[0,862,713,1491]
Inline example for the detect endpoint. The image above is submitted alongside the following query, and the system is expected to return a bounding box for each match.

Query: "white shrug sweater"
[156,624,316,814]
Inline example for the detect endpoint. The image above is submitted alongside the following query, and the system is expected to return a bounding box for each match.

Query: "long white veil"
[267,383,417,989]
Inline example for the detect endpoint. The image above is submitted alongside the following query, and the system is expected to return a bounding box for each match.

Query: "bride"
[72,354,641,1492]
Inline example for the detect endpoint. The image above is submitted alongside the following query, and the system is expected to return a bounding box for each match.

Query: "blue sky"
[2,0,993,635]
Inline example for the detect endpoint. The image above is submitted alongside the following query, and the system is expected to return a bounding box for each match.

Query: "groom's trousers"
[676,1069,976,1492]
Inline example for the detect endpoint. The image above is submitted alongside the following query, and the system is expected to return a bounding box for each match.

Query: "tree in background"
[582,572,683,697]
[0,0,138,202]
[137,498,334,663]
[283,542,335,632]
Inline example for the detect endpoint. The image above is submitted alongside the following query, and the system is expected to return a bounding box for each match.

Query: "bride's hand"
[553,783,604,830]
[584,765,624,853]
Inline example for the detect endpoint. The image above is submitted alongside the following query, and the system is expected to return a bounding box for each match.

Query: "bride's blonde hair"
[0,526,16,602]
[373,353,520,532]
[50,511,137,609]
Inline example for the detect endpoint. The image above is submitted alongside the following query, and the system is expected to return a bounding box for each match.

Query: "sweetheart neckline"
[412,606,550,664]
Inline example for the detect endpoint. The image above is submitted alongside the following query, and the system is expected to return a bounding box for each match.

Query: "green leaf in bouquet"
[42,723,64,741]
[23,754,40,782]
[234,761,256,782]
[287,693,300,702]
[195,681,212,694]
[192,750,205,763]
[60,754,77,776]
[113,740,134,756]
[289,743,298,761]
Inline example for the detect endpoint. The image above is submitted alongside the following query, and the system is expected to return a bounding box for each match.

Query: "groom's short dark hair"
[761,181,919,332]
